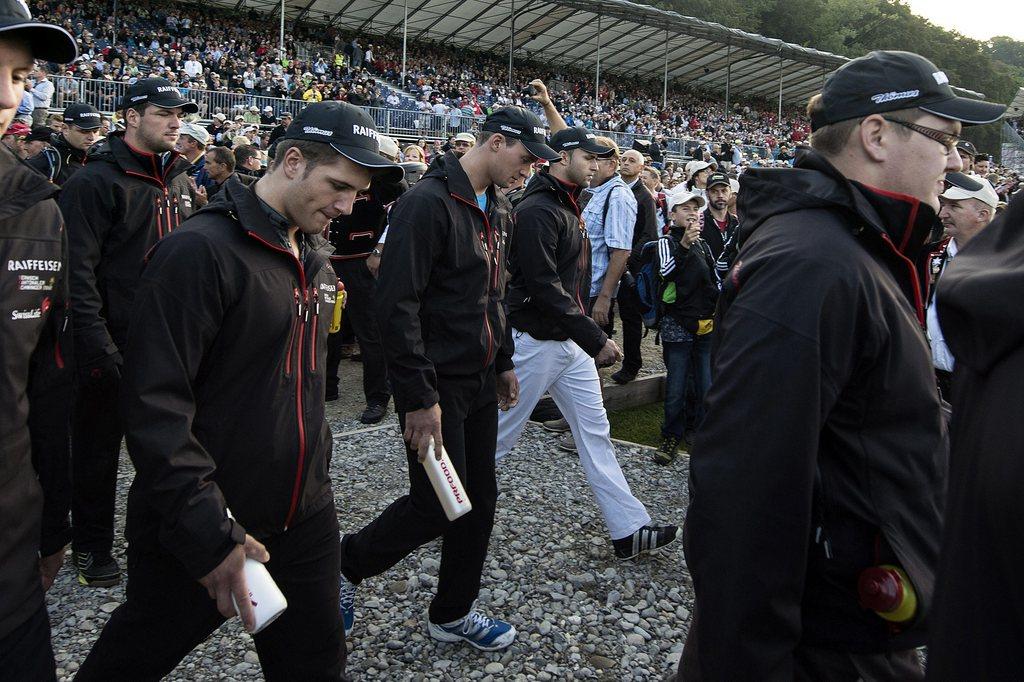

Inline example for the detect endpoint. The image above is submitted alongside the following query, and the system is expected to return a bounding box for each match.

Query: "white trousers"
[496,330,651,540]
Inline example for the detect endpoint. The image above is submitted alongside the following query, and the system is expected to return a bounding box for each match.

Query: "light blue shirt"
[476,192,487,214]
[582,175,637,297]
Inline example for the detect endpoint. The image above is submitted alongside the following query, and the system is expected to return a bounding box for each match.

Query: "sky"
[903,0,1024,42]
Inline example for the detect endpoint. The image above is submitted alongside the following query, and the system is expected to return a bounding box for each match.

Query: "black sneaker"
[359,402,388,424]
[73,551,121,587]
[610,369,637,385]
[653,435,682,465]
[612,525,681,560]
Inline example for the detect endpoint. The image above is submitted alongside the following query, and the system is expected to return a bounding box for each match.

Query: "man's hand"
[681,219,701,248]
[193,182,208,208]
[496,370,519,411]
[528,79,551,107]
[595,338,623,368]
[366,252,381,278]
[404,403,443,462]
[39,545,67,592]
[591,294,612,327]
[198,534,270,633]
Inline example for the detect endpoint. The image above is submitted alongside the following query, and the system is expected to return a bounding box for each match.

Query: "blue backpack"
[634,237,673,330]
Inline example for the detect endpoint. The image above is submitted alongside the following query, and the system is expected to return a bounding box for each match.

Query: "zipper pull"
[313,289,320,316]
[303,290,310,323]
[294,287,302,317]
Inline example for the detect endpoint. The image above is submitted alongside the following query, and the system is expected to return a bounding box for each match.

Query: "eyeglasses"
[880,116,959,154]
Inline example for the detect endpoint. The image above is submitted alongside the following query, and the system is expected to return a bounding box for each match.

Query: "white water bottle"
[232,557,289,634]
[423,437,473,521]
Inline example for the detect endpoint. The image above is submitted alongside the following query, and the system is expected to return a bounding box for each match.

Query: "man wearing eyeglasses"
[677,51,1005,680]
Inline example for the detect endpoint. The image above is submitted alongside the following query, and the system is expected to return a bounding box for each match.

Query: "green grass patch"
[608,401,666,448]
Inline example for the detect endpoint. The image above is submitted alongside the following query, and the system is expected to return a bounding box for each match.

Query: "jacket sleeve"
[684,231,862,679]
[59,174,120,365]
[375,192,445,412]
[121,230,246,580]
[514,204,607,356]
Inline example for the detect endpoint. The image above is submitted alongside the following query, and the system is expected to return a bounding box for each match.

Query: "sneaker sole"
[541,422,571,433]
[359,412,387,424]
[78,573,121,587]
[427,622,517,651]
[614,527,682,560]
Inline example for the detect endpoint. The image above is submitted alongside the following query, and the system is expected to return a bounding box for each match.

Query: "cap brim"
[0,23,78,63]
[706,180,731,190]
[919,95,1006,126]
[330,143,405,182]
[578,141,615,157]
[945,171,984,191]
[521,139,562,162]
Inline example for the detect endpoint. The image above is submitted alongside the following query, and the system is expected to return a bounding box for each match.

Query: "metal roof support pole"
[401,0,409,86]
[279,0,285,58]
[595,13,601,104]
[662,29,669,110]
[777,51,784,121]
[725,44,731,114]
[508,0,515,88]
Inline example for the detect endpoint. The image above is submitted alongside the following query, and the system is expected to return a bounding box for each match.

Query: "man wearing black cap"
[495,127,681,559]
[679,50,1005,680]
[21,124,52,157]
[269,111,291,146]
[76,101,402,681]
[338,106,558,652]
[26,103,102,184]
[699,171,738,261]
[0,0,77,677]
[59,76,199,588]
[955,139,977,173]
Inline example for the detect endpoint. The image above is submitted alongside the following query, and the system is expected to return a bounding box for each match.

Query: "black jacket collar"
[0,143,57,216]
[90,133,190,185]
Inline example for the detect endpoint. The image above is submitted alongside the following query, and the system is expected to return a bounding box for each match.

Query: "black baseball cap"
[549,127,614,156]
[63,103,102,130]
[810,51,1006,131]
[705,172,731,190]
[25,126,54,143]
[480,107,560,161]
[118,77,199,113]
[955,139,978,157]
[0,0,77,63]
[279,101,403,181]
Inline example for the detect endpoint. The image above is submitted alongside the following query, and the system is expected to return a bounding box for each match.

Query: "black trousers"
[339,370,498,624]
[616,276,643,376]
[76,503,346,682]
[935,368,953,404]
[28,355,73,556]
[0,604,55,682]
[326,258,390,406]
[71,374,124,555]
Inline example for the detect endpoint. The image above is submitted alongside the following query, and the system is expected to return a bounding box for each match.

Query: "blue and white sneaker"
[427,609,517,651]
[339,575,357,637]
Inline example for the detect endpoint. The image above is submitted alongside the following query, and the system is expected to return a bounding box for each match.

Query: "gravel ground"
[46,331,689,681]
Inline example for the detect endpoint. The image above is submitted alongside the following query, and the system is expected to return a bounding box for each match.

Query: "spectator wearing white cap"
[175,121,214,201]
[684,159,715,199]
[927,172,999,400]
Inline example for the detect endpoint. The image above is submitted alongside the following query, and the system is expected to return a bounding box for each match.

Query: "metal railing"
[51,75,771,161]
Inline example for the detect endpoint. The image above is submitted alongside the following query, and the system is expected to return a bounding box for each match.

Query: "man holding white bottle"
[339,107,560,651]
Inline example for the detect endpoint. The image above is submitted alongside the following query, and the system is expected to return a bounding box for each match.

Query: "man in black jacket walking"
[0,5,77,679]
[338,107,559,651]
[76,101,402,681]
[496,127,681,559]
[60,77,199,588]
[678,51,1005,680]
[25,102,102,184]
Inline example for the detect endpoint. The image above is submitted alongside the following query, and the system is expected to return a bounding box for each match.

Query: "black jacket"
[627,178,659,274]
[699,207,739,261]
[376,152,512,413]
[25,133,87,185]
[327,176,406,261]
[60,134,194,368]
[0,144,66,639]
[121,176,337,579]
[506,172,607,356]
[928,194,1024,680]
[657,228,718,331]
[684,150,947,678]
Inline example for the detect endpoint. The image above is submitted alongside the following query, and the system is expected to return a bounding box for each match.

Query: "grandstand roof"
[216,0,988,105]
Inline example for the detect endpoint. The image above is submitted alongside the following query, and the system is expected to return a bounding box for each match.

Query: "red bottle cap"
[857,566,904,613]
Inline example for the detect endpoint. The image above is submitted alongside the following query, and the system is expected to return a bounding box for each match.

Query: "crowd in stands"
[34,0,813,159]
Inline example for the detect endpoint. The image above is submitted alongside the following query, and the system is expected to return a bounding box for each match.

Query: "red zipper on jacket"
[246,230,309,530]
[154,196,164,238]
[309,289,319,372]
[450,193,497,368]
[284,287,301,375]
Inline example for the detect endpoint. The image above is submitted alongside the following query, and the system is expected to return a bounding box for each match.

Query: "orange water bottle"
[857,565,918,623]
